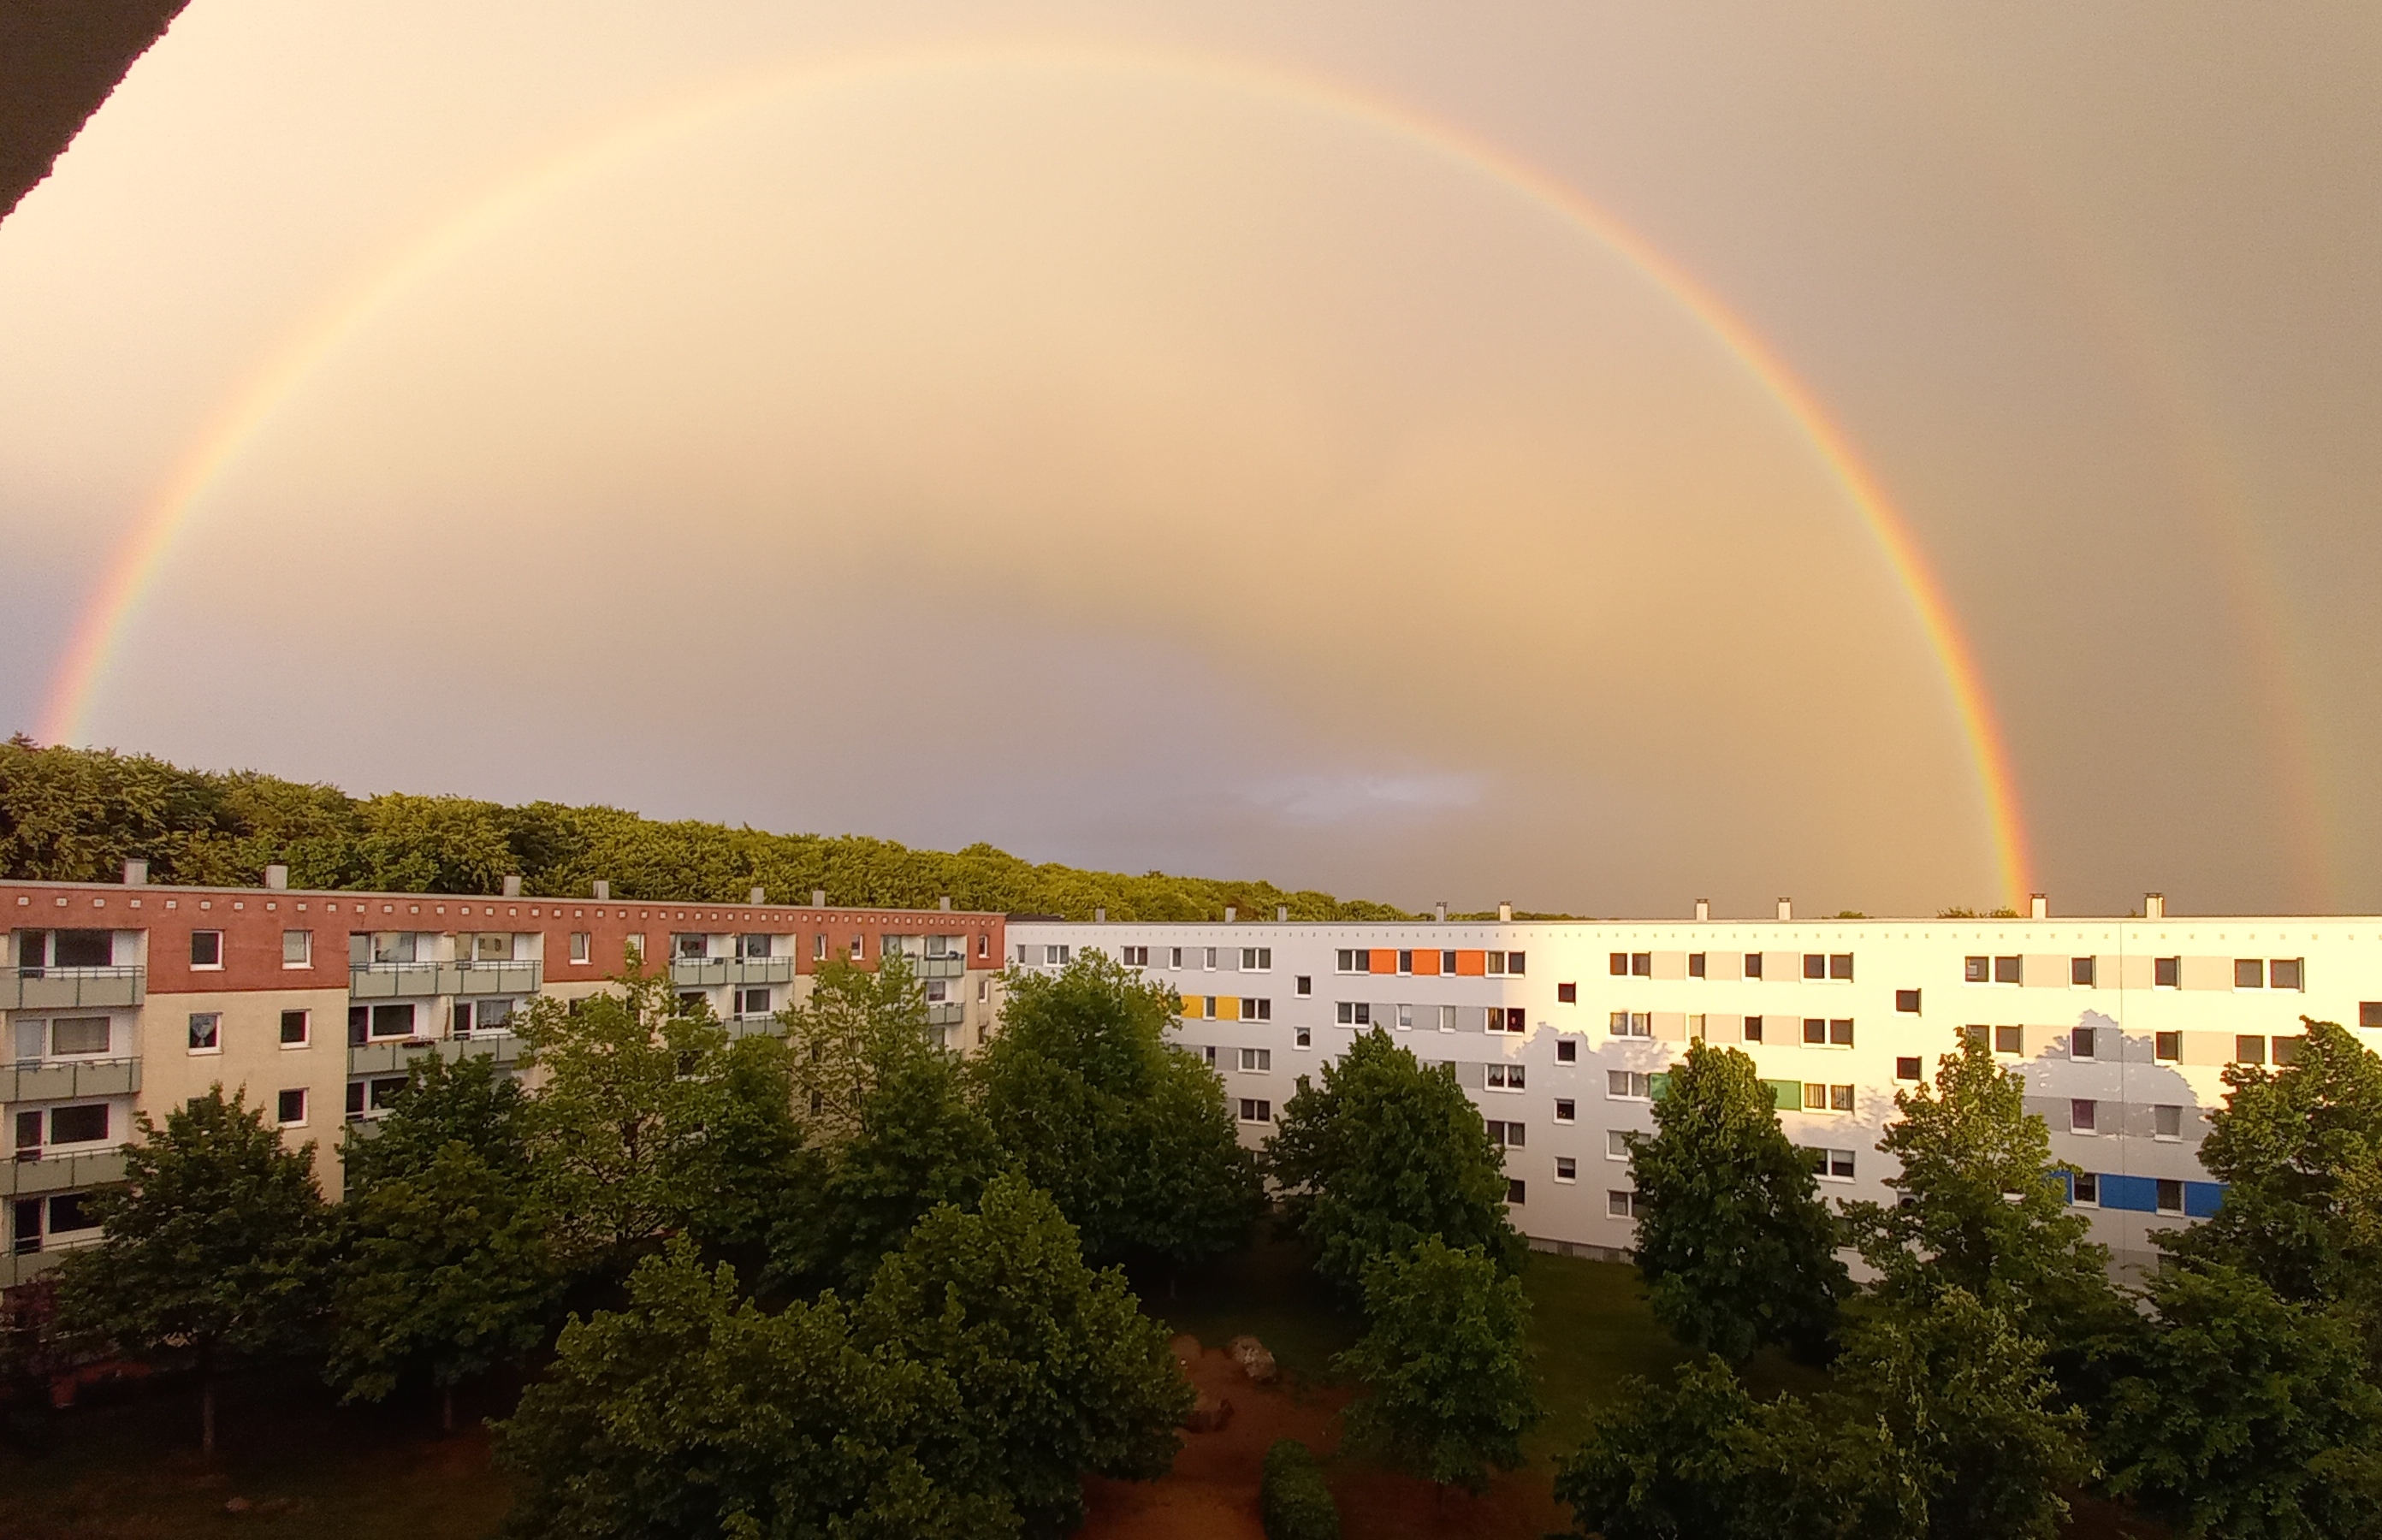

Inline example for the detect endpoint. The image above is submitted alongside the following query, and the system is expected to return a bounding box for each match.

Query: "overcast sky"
[1,1,2377,919]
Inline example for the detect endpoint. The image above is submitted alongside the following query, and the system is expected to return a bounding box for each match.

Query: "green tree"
[515,964,727,1273]
[340,1050,530,1192]
[1265,1028,1526,1293]
[975,952,1259,1266]
[1333,1237,1538,1494]
[1626,1040,1846,1361]
[783,955,936,1142]
[855,1173,1191,1537]
[327,1140,560,1431]
[53,1087,328,1457]
[2099,1261,2382,1540]
[671,1031,817,1262]
[2161,1019,2382,1322]
[495,1239,1014,1540]
[1842,1032,2119,1359]
[1837,1287,2089,1540]
[1554,1357,1915,1540]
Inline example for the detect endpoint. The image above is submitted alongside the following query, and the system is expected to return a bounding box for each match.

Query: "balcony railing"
[347,1034,530,1076]
[668,956,797,989]
[0,1235,101,1288]
[1,1057,141,1105]
[925,1002,967,1028]
[349,960,542,998]
[0,966,145,1010]
[1,1146,127,1198]
[915,956,966,980]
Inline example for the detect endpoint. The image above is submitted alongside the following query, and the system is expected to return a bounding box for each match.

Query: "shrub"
[1261,1438,1340,1540]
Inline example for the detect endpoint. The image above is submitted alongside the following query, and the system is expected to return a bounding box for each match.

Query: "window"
[2155,1031,2183,1062]
[1485,1063,1525,1091]
[2071,1026,2098,1060]
[1487,951,1507,975]
[1239,1048,1271,1073]
[1555,1157,1578,1182]
[369,1002,417,1040]
[1803,1018,1826,1045]
[1608,1070,1651,1099]
[738,933,774,961]
[1994,956,2022,984]
[1295,974,1312,997]
[1689,952,1706,978]
[2234,957,2265,988]
[1049,945,1073,966]
[188,1012,221,1052]
[1995,1025,2024,1056]
[1965,956,1989,983]
[566,931,590,963]
[2235,1035,2266,1065]
[2271,958,2303,991]
[1557,982,1578,1004]
[1896,989,1922,1014]
[278,929,311,968]
[1295,1026,1312,1049]
[1119,945,1147,967]
[2071,957,2096,986]
[1804,953,1826,980]
[1607,1128,1629,1158]
[1830,1019,1853,1046]
[2154,956,2180,988]
[1744,952,1763,979]
[1743,1015,1763,1042]
[1245,998,1273,1022]
[626,933,647,964]
[1830,954,1853,980]
[1242,947,1272,971]
[2154,1104,2184,1140]
[1610,1011,1650,1038]
[50,1017,109,1057]
[1555,1099,1576,1123]
[48,1104,108,1145]
[1238,1099,1271,1123]
[1336,1001,1371,1026]
[1609,951,1628,976]
[1508,952,1526,976]
[190,930,222,968]
[276,1088,307,1127]
[2274,1034,2303,1066]
[1440,950,1457,974]
[280,1010,309,1047]
[1339,950,1363,973]
[978,978,989,1001]
[736,987,773,1017]
[1437,1004,1457,1032]
[1396,950,1413,974]
[1804,1083,1852,1112]
[1629,952,1650,977]
[1201,1045,1217,1067]
[1498,1007,1526,1034]
[1608,1189,1642,1218]
[2072,1172,2099,1206]
[675,933,708,961]
[2156,1179,2184,1215]
[2070,1099,2097,1134]
[849,937,864,961]
[1395,1004,1413,1031]
[1169,947,1184,969]
[1200,948,1216,971]
[1894,1056,1923,1081]
[1485,1120,1524,1147]
[1507,1178,1526,1205]
[1556,1038,1578,1063]
[2361,1003,2382,1028]
[1821,1149,1855,1180]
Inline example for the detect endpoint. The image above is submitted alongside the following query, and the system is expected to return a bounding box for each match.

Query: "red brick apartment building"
[3,865,1006,1288]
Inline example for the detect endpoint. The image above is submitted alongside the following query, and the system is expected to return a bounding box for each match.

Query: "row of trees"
[1559,1020,2382,1539]
[49,952,1264,1537]
[0,737,1410,918]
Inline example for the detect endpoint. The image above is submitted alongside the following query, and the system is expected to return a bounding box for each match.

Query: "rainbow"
[34,38,2035,905]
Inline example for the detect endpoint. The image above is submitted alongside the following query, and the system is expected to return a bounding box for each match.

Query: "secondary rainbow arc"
[33,38,2034,906]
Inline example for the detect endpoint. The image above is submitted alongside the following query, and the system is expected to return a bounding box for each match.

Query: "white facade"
[1010,909,2382,1270]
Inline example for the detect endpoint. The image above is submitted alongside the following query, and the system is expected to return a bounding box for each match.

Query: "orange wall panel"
[1455,950,1487,976]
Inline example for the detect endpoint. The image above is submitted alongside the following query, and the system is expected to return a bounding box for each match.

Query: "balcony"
[925,1002,967,1028]
[0,1237,101,1288]
[1,1057,141,1105]
[0,966,145,1010]
[668,956,797,990]
[2,1146,127,1198]
[916,956,965,980]
[349,960,542,999]
[347,1034,529,1076]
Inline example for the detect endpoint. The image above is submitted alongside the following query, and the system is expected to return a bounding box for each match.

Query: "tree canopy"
[1265,1028,1526,1292]
[1335,1236,1538,1493]
[1626,1039,1846,1361]
[974,952,1259,1266]
[0,736,1413,920]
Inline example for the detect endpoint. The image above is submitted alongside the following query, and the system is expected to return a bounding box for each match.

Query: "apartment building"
[3,868,1005,1288]
[1011,898,2382,1272]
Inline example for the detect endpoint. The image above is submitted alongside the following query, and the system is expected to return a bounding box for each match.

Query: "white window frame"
[187,1011,222,1055]
[190,930,224,970]
[279,1009,311,1049]
[276,1087,309,1128]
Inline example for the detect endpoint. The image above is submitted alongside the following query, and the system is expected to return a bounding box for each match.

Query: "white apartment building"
[1010,898,2382,1271]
